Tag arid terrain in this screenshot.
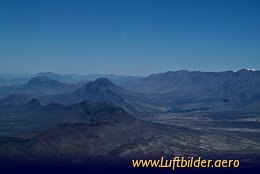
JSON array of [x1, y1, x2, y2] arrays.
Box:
[[0, 70, 260, 171]]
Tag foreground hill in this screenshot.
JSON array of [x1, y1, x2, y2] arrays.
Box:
[[0, 94, 31, 106], [0, 99, 129, 136], [0, 101, 259, 165]]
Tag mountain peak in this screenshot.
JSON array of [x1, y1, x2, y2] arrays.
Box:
[[36, 72, 63, 81], [93, 78, 114, 87]]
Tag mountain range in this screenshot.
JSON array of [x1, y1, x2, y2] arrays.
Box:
[[0, 72, 143, 88], [1, 69, 260, 113], [131, 69, 260, 111], [0, 69, 260, 169]]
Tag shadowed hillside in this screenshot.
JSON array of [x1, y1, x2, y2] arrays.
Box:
[[0, 101, 259, 165], [0, 99, 131, 136]]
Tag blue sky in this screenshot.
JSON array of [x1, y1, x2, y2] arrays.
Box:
[[0, 0, 260, 75]]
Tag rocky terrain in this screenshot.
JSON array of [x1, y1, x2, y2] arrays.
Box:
[[0, 70, 260, 170], [0, 102, 259, 166]]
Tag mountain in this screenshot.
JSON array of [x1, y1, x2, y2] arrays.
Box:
[[40, 78, 138, 114], [36, 72, 64, 82], [0, 77, 153, 115], [131, 69, 260, 111], [26, 76, 66, 89], [0, 100, 259, 165], [0, 72, 143, 89], [79, 74, 143, 88], [36, 72, 143, 87], [0, 99, 132, 136], [0, 76, 80, 97]]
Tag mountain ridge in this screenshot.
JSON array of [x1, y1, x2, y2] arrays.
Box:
[[131, 69, 260, 111]]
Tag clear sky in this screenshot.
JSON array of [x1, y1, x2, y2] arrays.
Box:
[[0, 0, 260, 75]]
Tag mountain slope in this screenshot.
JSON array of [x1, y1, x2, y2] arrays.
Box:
[[40, 78, 137, 113]]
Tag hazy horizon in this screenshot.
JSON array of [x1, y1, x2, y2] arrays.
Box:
[[0, 68, 259, 77]]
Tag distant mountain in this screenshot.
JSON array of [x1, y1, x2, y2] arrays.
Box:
[[26, 76, 66, 89], [0, 76, 80, 97], [36, 72, 64, 82], [0, 77, 154, 114], [40, 78, 137, 114], [81, 74, 143, 88], [132, 69, 260, 111], [36, 72, 144, 87], [2, 70, 260, 113], [0, 72, 143, 88]]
